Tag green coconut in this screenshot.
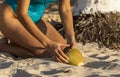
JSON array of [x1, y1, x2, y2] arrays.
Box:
[[64, 48, 84, 66]]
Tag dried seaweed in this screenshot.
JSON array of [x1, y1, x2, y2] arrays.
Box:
[[73, 12, 120, 50], [55, 12, 120, 50]]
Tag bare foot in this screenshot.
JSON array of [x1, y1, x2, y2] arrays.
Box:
[[0, 37, 8, 47]]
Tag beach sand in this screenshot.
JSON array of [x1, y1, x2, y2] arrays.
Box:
[[0, 1, 120, 77], [0, 42, 120, 77]]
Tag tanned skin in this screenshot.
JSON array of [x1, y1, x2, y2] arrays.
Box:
[[0, 0, 76, 63]]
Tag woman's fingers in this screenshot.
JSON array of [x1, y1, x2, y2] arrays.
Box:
[[47, 42, 70, 63], [60, 44, 70, 48], [54, 49, 69, 63], [55, 56, 62, 63], [58, 47, 69, 60]]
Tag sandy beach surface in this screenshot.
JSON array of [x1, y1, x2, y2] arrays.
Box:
[[0, 41, 120, 77], [0, 0, 120, 77]]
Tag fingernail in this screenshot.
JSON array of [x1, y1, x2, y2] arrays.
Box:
[[67, 57, 69, 60], [67, 44, 70, 46], [66, 60, 69, 63]]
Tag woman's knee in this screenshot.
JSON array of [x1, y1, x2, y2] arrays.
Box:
[[30, 49, 45, 56], [32, 50, 51, 58]]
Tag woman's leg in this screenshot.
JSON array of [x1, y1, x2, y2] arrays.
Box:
[[0, 38, 34, 58], [0, 3, 66, 58], [0, 31, 35, 58], [0, 3, 46, 57], [36, 18, 66, 44]]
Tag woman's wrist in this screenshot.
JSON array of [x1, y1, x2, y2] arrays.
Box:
[[66, 35, 76, 48], [41, 38, 51, 47]]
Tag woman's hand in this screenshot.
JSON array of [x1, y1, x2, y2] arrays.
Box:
[[67, 35, 77, 49], [46, 40, 70, 63]]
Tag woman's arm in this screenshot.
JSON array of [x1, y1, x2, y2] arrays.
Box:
[[59, 0, 76, 48], [16, 0, 69, 63], [16, 0, 50, 46]]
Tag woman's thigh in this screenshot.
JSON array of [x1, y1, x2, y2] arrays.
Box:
[[0, 3, 45, 54], [36, 18, 67, 44]]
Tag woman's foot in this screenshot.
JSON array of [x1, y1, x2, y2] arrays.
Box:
[[0, 37, 8, 46], [0, 37, 8, 52]]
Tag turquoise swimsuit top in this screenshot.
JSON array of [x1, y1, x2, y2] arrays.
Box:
[[5, 0, 58, 23]]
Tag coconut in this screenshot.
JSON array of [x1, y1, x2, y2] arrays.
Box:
[[64, 47, 84, 66]]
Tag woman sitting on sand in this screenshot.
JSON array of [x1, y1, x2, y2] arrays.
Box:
[[0, 0, 76, 63]]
